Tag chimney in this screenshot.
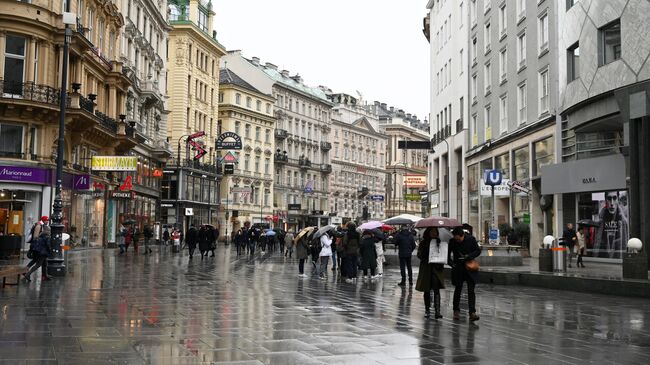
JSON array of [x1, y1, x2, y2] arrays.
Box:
[[281, 70, 290, 77], [291, 74, 303, 83], [380, 103, 387, 109], [251, 57, 260, 66], [265, 62, 277, 70], [374, 101, 380, 106], [406, 113, 412, 119], [389, 106, 394, 112]]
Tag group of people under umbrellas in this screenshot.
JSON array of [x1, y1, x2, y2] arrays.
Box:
[[183, 223, 219, 259], [232, 222, 287, 257], [291, 215, 482, 322]]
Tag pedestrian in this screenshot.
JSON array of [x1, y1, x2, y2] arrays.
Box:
[[234, 228, 245, 256], [449, 226, 481, 321], [416, 227, 446, 319], [394, 227, 416, 286], [198, 225, 211, 258], [278, 230, 286, 255], [124, 226, 134, 254], [284, 231, 294, 258], [374, 231, 385, 277], [210, 226, 219, 257], [563, 223, 577, 268], [132, 226, 140, 253], [309, 233, 321, 275], [162, 228, 170, 246], [318, 231, 333, 279], [118, 224, 128, 254], [143, 224, 154, 254], [23, 225, 52, 282], [342, 222, 360, 282], [186, 224, 199, 260], [296, 233, 310, 277], [576, 226, 586, 268], [26, 216, 48, 268], [172, 228, 181, 252], [359, 230, 378, 280], [249, 226, 258, 256]]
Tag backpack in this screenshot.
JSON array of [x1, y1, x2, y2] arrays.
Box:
[[309, 236, 322, 257], [26, 223, 37, 243]]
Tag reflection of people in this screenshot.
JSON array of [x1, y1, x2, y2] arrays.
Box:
[[595, 191, 629, 258]]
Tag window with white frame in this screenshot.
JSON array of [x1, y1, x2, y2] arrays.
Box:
[[484, 105, 491, 140], [499, 48, 507, 82], [484, 62, 491, 94], [499, 3, 507, 36], [3, 35, 26, 94], [518, 82, 527, 124], [459, 49, 464, 74], [539, 13, 549, 52], [539, 68, 549, 114], [568, 42, 580, 81], [198, 10, 208, 32], [471, 74, 477, 103], [499, 94, 508, 134], [471, 113, 478, 139], [517, 31, 527, 69], [517, 0, 526, 21], [471, 37, 477, 64], [484, 22, 491, 53]]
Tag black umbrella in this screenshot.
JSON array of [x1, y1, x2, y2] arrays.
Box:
[[577, 219, 599, 227]]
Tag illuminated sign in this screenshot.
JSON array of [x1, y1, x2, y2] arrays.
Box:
[[91, 156, 137, 171], [404, 174, 427, 187]]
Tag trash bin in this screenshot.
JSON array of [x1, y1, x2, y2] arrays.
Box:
[[552, 239, 567, 272], [539, 235, 555, 272]]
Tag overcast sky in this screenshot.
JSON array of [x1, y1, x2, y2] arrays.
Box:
[[214, 0, 430, 122]]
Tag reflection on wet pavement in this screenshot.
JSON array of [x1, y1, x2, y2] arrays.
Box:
[[1, 247, 649, 364]]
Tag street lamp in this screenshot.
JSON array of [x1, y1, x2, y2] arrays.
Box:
[[48, 12, 75, 276]]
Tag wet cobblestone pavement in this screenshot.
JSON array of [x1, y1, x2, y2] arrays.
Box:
[[1, 247, 650, 364]]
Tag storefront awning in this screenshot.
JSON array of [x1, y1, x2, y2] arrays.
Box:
[[541, 154, 626, 195]]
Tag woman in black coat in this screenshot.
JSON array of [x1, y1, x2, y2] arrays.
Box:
[[359, 231, 378, 279], [198, 226, 211, 258], [448, 227, 482, 321], [415, 227, 445, 319]]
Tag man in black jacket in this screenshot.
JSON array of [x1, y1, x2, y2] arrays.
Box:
[[143, 225, 154, 254], [562, 223, 577, 267], [394, 227, 416, 286], [185, 224, 199, 260], [449, 227, 482, 321]]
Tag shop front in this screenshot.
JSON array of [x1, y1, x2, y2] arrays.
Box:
[[0, 165, 52, 252], [60, 173, 106, 249], [542, 154, 628, 260]]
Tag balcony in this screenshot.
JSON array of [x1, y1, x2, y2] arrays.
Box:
[[275, 129, 288, 139], [275, 153, 288, 164], [320, 141, 332, 151], [94, 111, 118, 134], [1, 81, 61, 106], [298, 157, 311, 169], [320, 164, 332, 173]]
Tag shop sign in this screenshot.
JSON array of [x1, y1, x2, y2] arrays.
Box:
[[331, 217, 343, 224], [480, 179, 511, 196], [91, 156, 137, 171], [110, 191, 135, 199], [405, 194, 422, 201], [231, 186, 252, 194], [92, 190, 104, 198], [541, 154, 626, 195], [288, 203, 302, 210], [215, 132, 243, 150], [153, 169, 163, 177], [120, 176, 133, 191], [404, 174, 427, 187], [185, 208, 194, 216], [0, 165, 50, 184], [161, 203, 174, 208], [368, 195, 384, 201]]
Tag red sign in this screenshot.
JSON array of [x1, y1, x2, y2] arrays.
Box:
[[120, 175, 133, 191], [189, 131, 206, 139], [188, 131, 207, 160], [93, 182, 105, 191], [153, 169, 163, 177]]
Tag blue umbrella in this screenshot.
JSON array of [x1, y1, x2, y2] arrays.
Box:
[[265, 230, 276, 236]]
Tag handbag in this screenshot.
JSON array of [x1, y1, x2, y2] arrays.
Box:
[[428, 240, 448, 264], [26, 249, 34, 259], [465, 259, 480, 272]]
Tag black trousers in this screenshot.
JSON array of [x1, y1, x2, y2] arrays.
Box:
[[298, 258, 305, 274], [453, 279, 476, 314], [399, 257, 413, 282]]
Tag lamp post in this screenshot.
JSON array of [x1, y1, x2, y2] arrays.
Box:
[[48, 13, 74, 276], [175, 134, 190, 232]]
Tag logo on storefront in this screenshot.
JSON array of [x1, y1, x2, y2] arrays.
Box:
[[582, 177, 597, 184], [120, 176, 133, 191], [110, 191, 135, 199], [91, 156, 137, 171], [215, 132, 243, 150]]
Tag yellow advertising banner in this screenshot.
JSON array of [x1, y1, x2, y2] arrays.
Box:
[[404, 174, 427, 187], [91, 156, 137, 171]]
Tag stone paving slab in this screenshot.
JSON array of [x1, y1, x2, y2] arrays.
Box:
[[1, 248, 650, 364]]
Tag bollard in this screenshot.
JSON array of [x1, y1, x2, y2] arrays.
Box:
[[539, 235, 555, 272], [552, 238, 567, 272], [623, 238, 647, 280]]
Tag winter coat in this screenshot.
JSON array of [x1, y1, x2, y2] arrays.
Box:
[[449, 235, 481, 286], [284, 233, 294, 246], [31, 233, 52, 257], [342, 231, 360, 256], [295, 237, 310, 260], [144, 226, 153, 239], [198, 228, 211, 251], [319, 235, 333, 257], [562, 227, 577, 247], [394, 230, 416, 258], [186, 227, 199, 247], [415, 238, 445, 292], [359, 236, 378, 270]]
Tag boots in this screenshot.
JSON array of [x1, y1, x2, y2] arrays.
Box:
[[469, 313, 480, 322], [424, 292, 431, 319], [453, 310, 461, 320], [434, 291, 442, 319]]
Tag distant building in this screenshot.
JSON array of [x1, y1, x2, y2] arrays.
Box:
[[327, 93, 388, 224]]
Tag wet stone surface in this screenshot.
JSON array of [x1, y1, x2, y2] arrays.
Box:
[[1, 247, 650, 364]]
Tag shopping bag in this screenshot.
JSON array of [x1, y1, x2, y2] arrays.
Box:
[[428, 240, 448, 264]]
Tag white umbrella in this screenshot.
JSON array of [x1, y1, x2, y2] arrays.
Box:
[[359, 221, 383, 231], [382, 214, 422, 225]]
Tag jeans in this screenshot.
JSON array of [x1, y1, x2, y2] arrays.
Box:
[[331, 250, 337, 270], [453, 279, 476, 314], [399, 257, 413, 283], [26, 256, 47, 278], [319, 256, 330, 277], [299, 258, 306, 275]]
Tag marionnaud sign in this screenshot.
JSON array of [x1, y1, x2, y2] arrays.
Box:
[[0, 165, 50, 184], [215, 132, 242, 150]]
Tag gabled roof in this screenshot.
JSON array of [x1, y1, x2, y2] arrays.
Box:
[[219, 68, 264, 95], [352, 117, 379, 134]]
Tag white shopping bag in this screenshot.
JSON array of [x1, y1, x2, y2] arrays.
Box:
[[428, 240, 448, 264]]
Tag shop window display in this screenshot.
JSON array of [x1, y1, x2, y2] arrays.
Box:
[[578, 190, 629, 259]]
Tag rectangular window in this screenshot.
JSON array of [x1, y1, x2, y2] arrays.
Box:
[[471, 74, 477, 103], [0, 124, 24, 156], [470, 0, 477, 27], [518, 83, 527, 124], [245, 124, 250, 138], [499, 48, 507, 82], [517, 32, 527, 69], [484, 22, 491, 53], [255, 126, 261, 141], [499, 95, 508, 135], [513, 146, 530, 181], [198, 10, 208, 32], [566, 0, 576, 11], [601, 21, 621, 65], [516, 0, 526, 21], [568, 42, 580, 81], [499, 3, 507, 36], [459, 2, 464, 28], [484, 105, 491, 141], [256, 100, 261, 111], [471, 113, 478, 145], [539, 69, 549, 114], [459, 49, 464, 74], [98, 19, 105, 50], [484, 62, 491, 94], [539, 13, 549, 52], [534, 137, 554, 176], [3, 34, 26, 95], [235, 121, 240, 135], [471, 37, 477, 64]]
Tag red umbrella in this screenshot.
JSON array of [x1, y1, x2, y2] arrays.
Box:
[[414, 216, 462, 229], [381, 224, 393, 232]]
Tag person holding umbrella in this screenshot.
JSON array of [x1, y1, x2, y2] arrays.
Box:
[[341, 222, 361, 282], [185, 224, 199, 260], [449, 226, 481, 321], [416, 227, 446, 319], [295, 228, 313, 277]]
